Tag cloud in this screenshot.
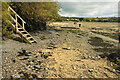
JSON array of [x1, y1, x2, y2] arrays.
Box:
[[59, 2, 118, 17], [58, 0, 119, 2]]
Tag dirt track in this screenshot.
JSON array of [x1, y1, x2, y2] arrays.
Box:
[[2, 22, 120, 78]]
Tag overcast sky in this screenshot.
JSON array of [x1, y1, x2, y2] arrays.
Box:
[[58, 0, 119, 17]]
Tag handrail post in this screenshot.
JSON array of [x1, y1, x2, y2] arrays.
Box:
[[8, 6, 9, 12], [15, 14, 18, 33], [22, 21, 25, 29]]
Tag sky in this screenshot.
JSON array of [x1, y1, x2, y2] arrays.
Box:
[[58, 0, 119, 17]]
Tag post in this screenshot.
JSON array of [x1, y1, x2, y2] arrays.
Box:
[[15, 14, 18, 33], [21, 34, 23, 43], [8, 7, 9, 12], [22, 21, 24, 29]]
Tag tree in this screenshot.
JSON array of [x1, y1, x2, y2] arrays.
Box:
[[2, 2, 13, 39], [10, 2, 61, 31]]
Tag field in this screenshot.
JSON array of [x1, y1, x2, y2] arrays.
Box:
[[2, 22, 120, 78]]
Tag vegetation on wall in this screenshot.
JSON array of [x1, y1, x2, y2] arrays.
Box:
[[2, 2, 13, 39], [10, 2, 61, 31]]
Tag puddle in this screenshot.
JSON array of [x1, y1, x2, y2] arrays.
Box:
[[88, 37, 118, 58], [88, 37, 120, 71], [88, 37, 114, 47], [91, 31, 118, 40]]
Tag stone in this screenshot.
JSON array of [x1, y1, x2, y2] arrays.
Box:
[[81, 56, 86, 59], [30, 62, 34, 65], [36, 53, 40, 56], [32, 74, 38, 78], [62, 47, 71, 50], [43, 72, 51, 77], [41, 54, 48, 59], [12, 60, 16, 63], [28, 56, 33, 59], [72, 65, 77, 70], [116, 70, 120, 73], [91, 57, 96, 60], [113, 69, 116, 72], [53, 45, 58, 48], [19, 73, 24, 77], [104, 73, 109, 77], [67, 47, 71, 50], [37, 75, 41, 78], [40, 36, 46, 40], [88, 69, 94, 72], [47, 47, 53, 49], [15, 74, 21, 78], [88, 56, 91, 58], [110, 62, 113, 66], [76, 35, 80, 37], [97, 56, 101, 59], [59, 68, 63, 72], [51, 67, 56, 72], [25, 66, 29, 70], [34, 65, 40, 69]]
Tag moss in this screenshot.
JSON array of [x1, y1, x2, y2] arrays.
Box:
[[2, 40, 5, 44], [23, 38, 31, 44]]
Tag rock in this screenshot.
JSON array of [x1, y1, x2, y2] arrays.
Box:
[[22, 49, 26, 54], [36, 53, 40, 56], [104, 73, 109, 77], [104, 67, 115, 73], [37, 75, 41, 78], [97, 56, 101, 59], [18, 50, 31, 56], [62, 47, 71, 50], [38, 51, 43, 54], [41, 54, 48, 59], [88, 69, 94, 72], [50, 42, 56, 45], [76, 59, 84, 62], [70, 59, 73, 61], [88, 56, 91, 59], [113, 69, 116, 72], [47, 47, 53, 49], [23, 73, 29, 78], [91, 57, 96, 60], [30, 61, 34, 65], [12, 60, 16, 63], [19, 73, 24, 77], [37, 61, 42, 65], [60, 64, 63, 66], [67, 47, 71, 50], [72, 65, 77, 70], [43, 72, 51, 77], [59, 68, 63, 72], [110, 62, 113, 66], [15, 74, 21, 78], [25, 66, 29, 70], [81, 56, 86, 59], [32, 74, 38, 78], [40, 36, 46, 40], [50, 67, 56, 72], [49, 45, 58, 48], [28, 56, 33, 59], [76, 35, 82, 38], [34, 65, 40, 69], [58, 74, 62, 77], [116, 70, 120, 73], [80, 64, 87, 69]]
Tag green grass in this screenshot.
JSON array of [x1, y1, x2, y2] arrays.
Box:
[[23, 38, 31, 44], [69, 30, 85, 36]]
